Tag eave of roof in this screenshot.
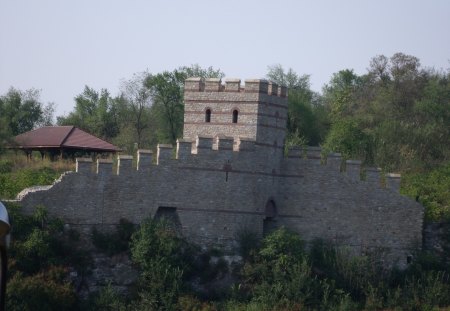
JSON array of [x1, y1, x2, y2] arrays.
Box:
[[62, 127, 120, 151], [13, 126, 120, 152], [14, 126, 74, 147]]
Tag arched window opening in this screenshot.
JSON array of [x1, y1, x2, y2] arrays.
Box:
[[205, 109, 211, 123], [232, 110, 238, 123]]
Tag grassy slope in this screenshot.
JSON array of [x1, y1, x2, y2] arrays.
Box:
[[0, 152, 75, 200]]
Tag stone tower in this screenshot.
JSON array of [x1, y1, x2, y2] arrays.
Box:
[[183, 78, 288, 152]]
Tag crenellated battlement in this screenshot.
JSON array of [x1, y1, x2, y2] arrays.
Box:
[[74, 142, 402, 195], [176, 139, 193, 160], [195, 136, 214, 150], [156, 144, 173, 165], [285, 145, 402, 193], [236, 137, 256, 152], [72, 135, 259, 177], [76, 158, 93, 174], [185, 77, 287, 97], [216, 135, 234, 151], [385, 173, 401, 192], [117, 155, 133, 175], [137, 149, 153, 171], [366, 167, 382, 185], [306, 146, 322, 161], [327, 152, 342, 171], [97, 159, 113, 176]]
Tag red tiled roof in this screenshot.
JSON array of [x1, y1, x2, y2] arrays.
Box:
[[15, 126, 74, 147], [14, 126, 120, 152]]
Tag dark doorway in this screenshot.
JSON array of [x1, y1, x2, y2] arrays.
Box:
[[154, 206, 182, 234], [263, 199, 277, 236]]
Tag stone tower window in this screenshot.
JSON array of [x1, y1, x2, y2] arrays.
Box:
[[205, 109, 211, 123], [232, 110, 238, 123]]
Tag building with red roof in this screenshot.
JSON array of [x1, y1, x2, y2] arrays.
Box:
[[12, 126, 120, 159]]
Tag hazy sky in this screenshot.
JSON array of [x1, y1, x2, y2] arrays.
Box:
[[1, 0, 449, 117]]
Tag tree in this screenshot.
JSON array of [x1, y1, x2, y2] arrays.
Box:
[[0, 87, 54, 152], [57, 86, 119, 141], [323, 118, 372, 162], [0, 117, 12, 154], [0, 88, 52, 135], [39, 102, 56, 127], [323, 69, 362, 120], [119, 72, 153, 149], [402, 163, 450, 222], [144, 71, 185, 144], [411, 71, 450, 165], [321, 53, 450, 171], [178, 64, 225, 80], [368, 54, 390, 83], [267, 64, 311, 90], [321, 70, 375, 162], [144, 65, 224, 144], [267, 64, 328, 146]]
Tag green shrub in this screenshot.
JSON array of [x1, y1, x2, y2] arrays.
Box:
[[322, 118, 373, 164], [309, 239, 388, 300], [130, 218, 196, 310], [131, 218, 194, 273], [6, 267, 77, 311], [12, 228, 54, 274], [309, 239, 450, 310], [5, 203, 92, 310], [0, 158, 13, 173], [402, 162, 450, 222], [238, 228, 357, 310], [4, 202, 37, 240], [136, 259, 183, 311], [236, 227, 259, 260], [83, 282, 128, 311], [388, 271, 450, 310], [8, 205, 68, 274], [6, 203, 91, 276], [258, 226, 305, 263], [177, 295, 217, 311]]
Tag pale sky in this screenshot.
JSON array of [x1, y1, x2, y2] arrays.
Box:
[[1, 0, 449, 118]]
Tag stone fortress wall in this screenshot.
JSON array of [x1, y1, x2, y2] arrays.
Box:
[[17, 78, 423, 267]]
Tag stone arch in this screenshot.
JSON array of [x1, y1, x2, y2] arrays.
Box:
[[154, 206, 182, 234], [263, 199, 278, 236]]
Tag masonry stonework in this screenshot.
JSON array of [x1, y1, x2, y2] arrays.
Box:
[[17, 78, 423, 268]]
